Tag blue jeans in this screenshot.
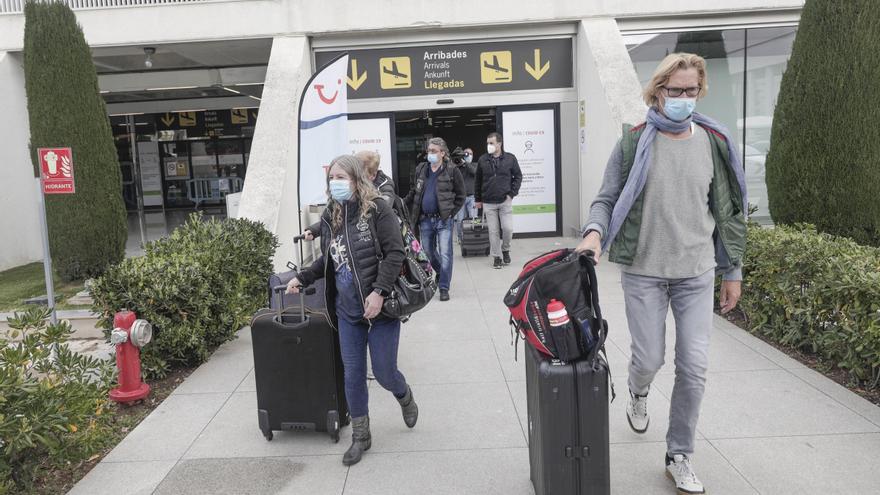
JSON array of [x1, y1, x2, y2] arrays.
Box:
[[337, 317, 408, 418], [454, 195, 478, 241], [419, 216, 454, 291]]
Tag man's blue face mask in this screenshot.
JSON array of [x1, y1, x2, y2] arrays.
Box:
[[663, 97, 697, 121]]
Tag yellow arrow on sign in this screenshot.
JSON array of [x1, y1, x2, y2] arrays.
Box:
[[160, 112, 175, 126], [347, 59, 367, 90], [524, 49, 550, 81]]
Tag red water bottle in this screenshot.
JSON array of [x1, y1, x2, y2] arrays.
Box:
[[547, 299, 569, 327]]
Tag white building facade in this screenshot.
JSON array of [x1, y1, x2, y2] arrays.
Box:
[[0, 0, 803, 270]]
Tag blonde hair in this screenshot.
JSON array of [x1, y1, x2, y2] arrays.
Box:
[[642, 52, 708, 108], [326, 154, 379, 232], [355, 150, 381, 178]]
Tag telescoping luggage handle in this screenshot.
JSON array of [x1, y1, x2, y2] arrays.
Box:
[[270, 233, 315, 322]]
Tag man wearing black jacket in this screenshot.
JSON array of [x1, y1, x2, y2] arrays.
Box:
[[404, 137, 465, 301], [453, 147, 479, 243], [475, 132, 522, 269]]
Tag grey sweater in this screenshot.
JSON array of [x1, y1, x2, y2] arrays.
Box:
[[585, 126, 743, 281]]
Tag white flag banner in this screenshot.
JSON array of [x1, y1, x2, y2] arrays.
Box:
[[298, 53, 350, 207]]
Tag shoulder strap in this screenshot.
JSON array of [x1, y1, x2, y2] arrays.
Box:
[[366, 200, 383, 261]]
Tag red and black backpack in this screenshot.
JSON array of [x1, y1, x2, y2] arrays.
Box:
[[503, 249, 608, 364]]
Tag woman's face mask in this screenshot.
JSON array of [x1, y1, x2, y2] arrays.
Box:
[[427, 153, 440, 164], [329, 179, 352, 201]]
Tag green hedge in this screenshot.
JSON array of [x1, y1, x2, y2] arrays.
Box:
[[740, 223, 880, 385], [1, 307, 115, 493], [765, 0, 880, 246], [90, 214, 278, 379], [23, 1, 128, 281]]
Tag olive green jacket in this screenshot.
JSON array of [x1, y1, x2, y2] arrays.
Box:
[[584, 123, 747, 281]]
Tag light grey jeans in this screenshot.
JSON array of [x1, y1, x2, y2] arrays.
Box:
[[621, 268, 715, 457], [483, 198, 513, 258]]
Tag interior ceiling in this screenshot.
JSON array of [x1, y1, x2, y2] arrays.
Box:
[[95, 38, 270, 105], [102, 84, 263, 104], [92, 38, 272, 74]]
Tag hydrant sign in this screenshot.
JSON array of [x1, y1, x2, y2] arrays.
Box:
[[38, 147, 75, 194]]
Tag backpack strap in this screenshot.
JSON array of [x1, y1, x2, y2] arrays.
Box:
[[365, 200, 384, 261]]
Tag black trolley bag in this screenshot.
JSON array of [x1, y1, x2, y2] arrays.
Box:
[[250, 235, 349, 442], [460, 209, 490, 257], [522, 253, 614, 495]]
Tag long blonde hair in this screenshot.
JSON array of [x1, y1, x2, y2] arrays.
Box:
[[326, 154, 379, 232], [642, 52, 708, 108]]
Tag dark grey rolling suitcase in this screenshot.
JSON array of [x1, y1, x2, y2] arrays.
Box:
[[461, 216, 490, 257], [250, 236, 348, 442], [525, 344, 611, 495]]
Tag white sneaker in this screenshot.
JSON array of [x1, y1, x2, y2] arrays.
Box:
[[665, 454, 705, 494], [626, 391, 649, 433]]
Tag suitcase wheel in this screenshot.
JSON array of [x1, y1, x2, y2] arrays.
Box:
[[262, 429, 273, 441], [327, 410, 341, 443]]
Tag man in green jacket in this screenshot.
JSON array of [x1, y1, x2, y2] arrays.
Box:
[[577, 53, 747, 495]]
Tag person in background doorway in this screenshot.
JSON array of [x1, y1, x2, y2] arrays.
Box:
[[453, 147, 479, 243], [475, 132, 522, 269], [404, 137, 465, 301], [576, 52, 747, 495], [287, 155, 418, 467]]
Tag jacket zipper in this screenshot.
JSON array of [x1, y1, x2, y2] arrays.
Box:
[[318, 215, 337, 331], [343, 206, 371, 328], [572, 360, 581, 492]]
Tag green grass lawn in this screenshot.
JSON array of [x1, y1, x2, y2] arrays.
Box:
[[0, 262, 88, 312]]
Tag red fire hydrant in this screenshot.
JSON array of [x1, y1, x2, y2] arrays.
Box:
[[109, 310, 152, 403]]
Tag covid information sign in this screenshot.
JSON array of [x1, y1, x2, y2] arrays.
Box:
[[500, 106, 560, 236]]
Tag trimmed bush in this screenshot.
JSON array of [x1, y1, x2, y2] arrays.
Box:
[[740, 223, 880, 385], [23, 1, 128, 281], [0, 307, 116, 492], [90, 214, 278, 379], [765, 0, 880, 246]]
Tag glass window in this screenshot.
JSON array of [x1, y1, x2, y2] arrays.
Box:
[[744, 26, 797, 222], [625, 29, 746, 152], [624, 26, 796, 224]]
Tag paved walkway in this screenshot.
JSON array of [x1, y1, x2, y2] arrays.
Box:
[[69, 237, 880, 495]]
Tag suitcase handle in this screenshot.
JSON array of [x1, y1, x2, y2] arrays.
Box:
[[272, 284, 316, 322]]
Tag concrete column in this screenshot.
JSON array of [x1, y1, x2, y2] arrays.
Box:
[[0, 51, 41, 271], [237, 35, 311, 272], [576, 18, 646, 231]]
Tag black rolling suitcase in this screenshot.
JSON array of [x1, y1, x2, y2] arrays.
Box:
[[461, 212, 490, 257], [250, 236, 348, 442], [525, 344, 611, 495]]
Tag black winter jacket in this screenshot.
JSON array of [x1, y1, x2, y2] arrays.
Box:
[[298, 198, 405, 327], [457, 160, 478, 196], [404, 160, 465, 225], [475, 151, 523, 204]]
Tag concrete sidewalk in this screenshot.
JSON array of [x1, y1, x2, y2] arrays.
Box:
[[69, 237, 880, 495]]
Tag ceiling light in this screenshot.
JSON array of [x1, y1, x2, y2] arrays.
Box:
[[145, 86, 199, 91], [143, 47, 155, 69]]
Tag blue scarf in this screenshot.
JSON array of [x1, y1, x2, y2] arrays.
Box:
[[602, 107, 748, 252]]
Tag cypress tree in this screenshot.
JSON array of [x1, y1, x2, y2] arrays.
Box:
[[23, 0, 128, 281], [765, 0, 880, 245]]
